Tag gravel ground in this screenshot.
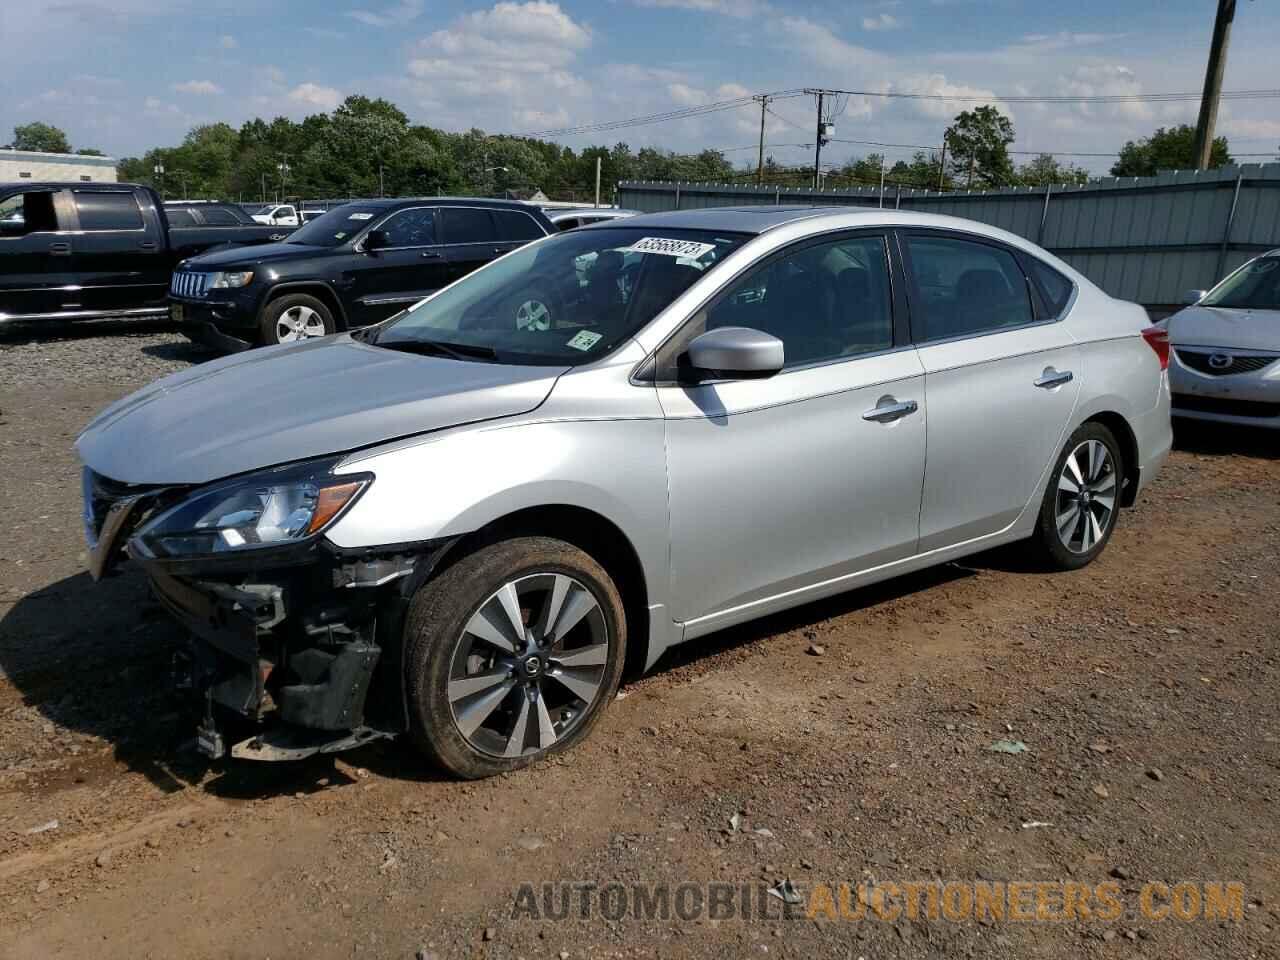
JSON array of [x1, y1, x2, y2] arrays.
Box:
[[0, 323, 1278, 959]]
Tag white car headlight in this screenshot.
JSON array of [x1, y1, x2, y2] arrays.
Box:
[[132, 460, 370, 559], [209, 270, 255, 289]]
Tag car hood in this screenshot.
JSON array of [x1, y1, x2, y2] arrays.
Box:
[[182, 241, 330, 269], [1166, 305, 1280, 352], [77, 335, 567, 485]]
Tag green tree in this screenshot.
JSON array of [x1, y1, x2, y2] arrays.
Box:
[[1018, 153, 1090, 187], [13, 121, 72, 153], [1110, 124, 1231, 177], [944, 105, 1016, 188], [76, 147, 106, 156]]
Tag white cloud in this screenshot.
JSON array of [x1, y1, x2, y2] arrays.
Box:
[[862, 13, 900, 31], [348, 0, 424, 27], [406, 2, 591, 129], [631, 0, 765, 18], [288, 82, 344, 110], [172, 79, 223, 95], [218, 34, 237, 49]]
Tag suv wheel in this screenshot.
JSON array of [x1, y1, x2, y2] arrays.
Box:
[[1029, 422, 1123, 570], [260, 293, 335, 345], [404, 537, 626, 779]]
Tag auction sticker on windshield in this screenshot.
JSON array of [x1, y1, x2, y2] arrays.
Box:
[[566, 329, 603, 351], [629, 237, 717, 259], [349, 212, 374, 220]]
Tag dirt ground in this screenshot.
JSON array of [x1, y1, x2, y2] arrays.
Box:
[[1, 320, 1277, 960]]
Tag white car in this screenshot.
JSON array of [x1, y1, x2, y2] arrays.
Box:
[[251, 203, 299, 227], [1167, 250, 1280, 428]]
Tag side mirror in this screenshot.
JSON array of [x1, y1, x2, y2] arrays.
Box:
[[1182, 289, 1207, 305], [686, 326, 784, 380], [364, 229, 388, 252]]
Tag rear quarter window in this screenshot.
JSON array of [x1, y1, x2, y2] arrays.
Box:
[[1026, 258, 1074, 317]]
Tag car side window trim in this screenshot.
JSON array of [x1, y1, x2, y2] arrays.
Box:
[[894, 227, 1058, 348], [1017, 250, 1079, 322], [645, 228, 906, 386]]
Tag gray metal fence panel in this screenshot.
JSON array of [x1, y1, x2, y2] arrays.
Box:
[[619, 162, 1280, 306]]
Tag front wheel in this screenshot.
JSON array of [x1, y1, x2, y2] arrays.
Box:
[[259, 293, 335, 346], [1028, 422, 1124, 570], [403, 537, 626, 778]]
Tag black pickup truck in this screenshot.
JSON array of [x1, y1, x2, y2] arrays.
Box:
[[0, 182, 294, 325]]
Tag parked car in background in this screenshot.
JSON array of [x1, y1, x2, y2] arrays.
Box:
[[165, 200, 292, 233], [169, 197, 554, 348], [0, 182, 296, 325], [251, 203, 299, 227], [79, 206, 1170, 777], [1165, 250, 1280, 428], [545, 207, 639, 231]]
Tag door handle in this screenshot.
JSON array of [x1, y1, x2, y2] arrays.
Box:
[[492, 246, 507, 255], [420, 250, 441, 259], [138, 240, 158, 250], [862, 397, 919, 423], [48, 241, 71, 256], [1034, 368, 1074, 389]]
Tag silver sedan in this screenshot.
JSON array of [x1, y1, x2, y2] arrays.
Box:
[[1167, 250, 1280, 429], [77, 206, 1172, 777]]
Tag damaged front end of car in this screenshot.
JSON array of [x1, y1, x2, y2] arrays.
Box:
[[83, 458, 444, 761]]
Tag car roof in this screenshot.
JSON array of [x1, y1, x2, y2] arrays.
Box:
[[603, 205, 1044, 239], [549, 207, 638, 219], [329, 196, 546, 211], [1, 181, 142, 192]]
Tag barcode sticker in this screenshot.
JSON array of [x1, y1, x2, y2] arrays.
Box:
[[566, 329, 603, 351], [628, 237, 716, 259]]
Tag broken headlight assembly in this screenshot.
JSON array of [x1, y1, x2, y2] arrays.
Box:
[[130, 459, 371, 559]]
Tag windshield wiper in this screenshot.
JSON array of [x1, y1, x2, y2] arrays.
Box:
[[374, 339, 498, 362]]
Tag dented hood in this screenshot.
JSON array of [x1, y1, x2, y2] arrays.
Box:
[[76, 334, 566, 485]]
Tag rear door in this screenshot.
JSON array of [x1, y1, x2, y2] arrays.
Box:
[[492, 208, 547, 255], [69, 188, 168, 313], [900, 230, 1080, 551], [440, 206, 501, 284], [346, 205, 447, 327], [0, 187, 77, 319]]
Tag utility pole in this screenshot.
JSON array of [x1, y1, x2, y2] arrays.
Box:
[[812, 90, 825, 189], [937, 141, 947, 191], [594, 156, 602, 208], [753, 94, 771, 185], [878, 155, 885, 208], [1193, 0, 1238, 170]]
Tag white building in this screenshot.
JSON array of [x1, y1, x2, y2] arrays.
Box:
[[0, 149, 117, 183]]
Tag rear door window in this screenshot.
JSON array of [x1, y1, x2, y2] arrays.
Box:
[[165, 207, 198, 227], [200, 206, 241, 226], [441, 207, 497, 245], [903, 235, 1034, 342], [74, 192, 145, 231], [493, 209, 545, 241]]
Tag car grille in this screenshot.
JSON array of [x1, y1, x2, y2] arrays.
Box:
[[1171, 394, 1280, 419], [1176, 349, 1278, 376], [170, 271, 211, 299]]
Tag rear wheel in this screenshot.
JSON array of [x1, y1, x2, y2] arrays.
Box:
[[1029, 422, 1123, 570], [403, 537, 626, 779], [259, 293, 335, 346]]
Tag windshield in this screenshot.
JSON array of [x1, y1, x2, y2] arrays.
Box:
[[1202, 256, 1280, 310], [286, 204, 382, 247], [371, 227, 748, 365], [251, 205, 276, 216]]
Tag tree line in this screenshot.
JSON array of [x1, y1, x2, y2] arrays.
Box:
[[8, 95, 1256, 201]]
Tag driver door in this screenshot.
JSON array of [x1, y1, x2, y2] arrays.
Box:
[[657, 231, 926, 635], [346, 206, 446, 327]]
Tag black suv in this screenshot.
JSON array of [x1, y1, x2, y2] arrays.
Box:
[[169, 198, 554, 349]]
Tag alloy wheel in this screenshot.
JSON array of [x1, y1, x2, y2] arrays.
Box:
[[514, 299, 552, 331], [447, 573, 610, 759], [275, 305, 326, 342], [1054, 439, 1117, 554]]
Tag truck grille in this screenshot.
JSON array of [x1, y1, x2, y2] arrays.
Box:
[[170, 271, 211, 299], [1176, 349, 1278, 377]]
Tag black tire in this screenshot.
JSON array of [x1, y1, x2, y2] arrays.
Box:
[[258, 292, 335, 346], [403, 536, 626, 779], [1028, 422, 1124, 571]]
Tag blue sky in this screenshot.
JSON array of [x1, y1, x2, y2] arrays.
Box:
[[3, 0, 1279, 174]]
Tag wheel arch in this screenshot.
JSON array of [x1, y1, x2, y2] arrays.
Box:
[[1081, 410, 1141, 507], [420, 504, 651, 679], [263, 282, 349, 330]]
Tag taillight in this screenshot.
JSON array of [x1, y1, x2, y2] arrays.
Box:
[[1141, 325, 1170, 371]]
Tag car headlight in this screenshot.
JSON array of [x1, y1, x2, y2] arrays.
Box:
[[209, 270, 255, 289], [131, 460, 370, 559]]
